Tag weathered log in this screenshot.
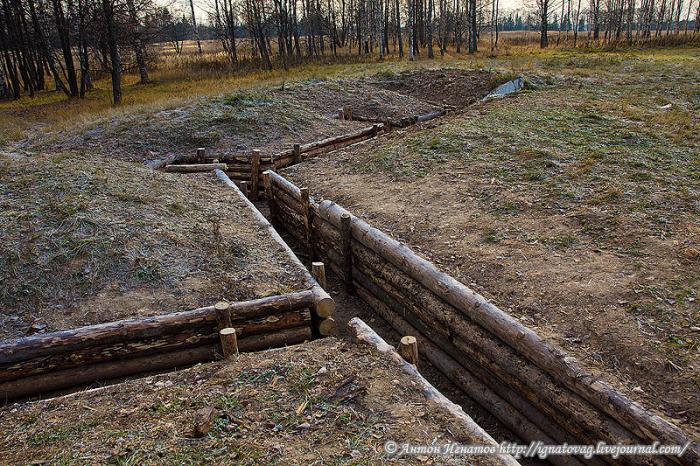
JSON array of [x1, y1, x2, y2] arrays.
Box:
[[215, 301, 232, 330], [398, 336, 418, 366], [353, 288, 584, 466], [318, 317, 336, 336], [0, 309, 311, 382], [0, 326, 313, 401], [311, 262, 326, 289], [164, 163, 228, 173], [193, 406, 219, 437], [340, 213, 354, 293], [313, 197, 698, 464], [216, 170, 334, 318], [263, 172, 279, 227], [348, 317, 520, 466], [0, 290, 317, 365], [415, 110, 446, 123], [350, 251, 643, 463], [249, 150, 261, 201], [300, 187, 315, 261], [219, 328, 238, 358], [293, 144, 302, 164]]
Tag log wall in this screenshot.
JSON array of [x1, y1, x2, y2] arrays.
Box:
[[265, 170, 700, 466], [0, 291, 322, 401]]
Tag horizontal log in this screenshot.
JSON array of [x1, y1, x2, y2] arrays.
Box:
[[215, 170, 334, 318], [0, 290, 317, 365], [164, 163, 228, 173], [416, 110, 446, 123], [348, 317, 520, 466], [352, 288, 580, 466], [311, 197, 698, 464], [350, 248, 643, 464], [0, 325, 313, 401]]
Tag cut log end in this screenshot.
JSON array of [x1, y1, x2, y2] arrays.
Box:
[[399, 335, 419, 366], [318, 317, 336, 336], [219, 327, 238, 358]]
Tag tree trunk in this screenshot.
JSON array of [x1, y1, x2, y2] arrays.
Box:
[[102, 0, 122, 105]]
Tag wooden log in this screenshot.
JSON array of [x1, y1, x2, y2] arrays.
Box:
[[219, 328, 238, 357], [318, 317, 336, 336], [0, 309, 312, 382], [263, 172, 279, 227], [300, 187, 315, 261], [350, 252, 642, 462], [352, 289, 579, 466], [217, 170, 334, 318], [340, 213, 354, 294], [348, 317, 520, 466], [293, 144, 302, 164], [313, 198, 698, 464], [240, 181, 249, 198], [337, 108, 345, 120], [311, 262, 326, 289], [197, 147, 206, 162], [343, 105, 353, 120], [164, 163, 228, 173], [398, 336, 418, 366], [0, 290, 317, 365], [215, 301, 232, 330], [415, 110, 446, 123], [249, 150, 261, 201], [0, 326, 313, 401]]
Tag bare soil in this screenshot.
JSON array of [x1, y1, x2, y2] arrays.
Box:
[[0, 152, 308, 339], [281, 51, 700, 437], [20, 70, 496, 165], [0, 337, 502, 465]]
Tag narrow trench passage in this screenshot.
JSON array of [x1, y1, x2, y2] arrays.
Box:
[[256, 200, 534, 456]]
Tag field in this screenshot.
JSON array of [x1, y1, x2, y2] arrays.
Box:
[[1, 42, 699, 461], [283, 47, 700, 434]]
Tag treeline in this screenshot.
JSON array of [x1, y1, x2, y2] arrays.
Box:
[[1, 0, 698, 102]]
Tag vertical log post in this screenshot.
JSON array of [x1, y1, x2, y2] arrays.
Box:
[[300, 187, 315, 262], [293, 144, 302, 164], [399, 336, 419, 366], [219, 328, 238, 358], [338, 108, 345, 120], [240, 181, 249, 198], [372, 124, 380, 137], [311, 262, 327, 289], [197, 147, 205, 163], [343, 105, 353, 120], [250, 150, 261, 201], [340, 213, 355, 294], [263, 171, 278, 227], [214, 301, 232, 329]]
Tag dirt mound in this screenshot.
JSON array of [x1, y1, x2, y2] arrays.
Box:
[[0, 337, 501, 465], [371, 69, 498, 108], [0, 152, 307, 339]]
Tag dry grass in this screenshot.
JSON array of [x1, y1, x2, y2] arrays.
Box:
[[0, 152, 307, 339], [0, 337, 501, 465], [282, 47, 700, 433]]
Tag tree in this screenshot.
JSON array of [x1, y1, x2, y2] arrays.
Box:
[[102, 0, 121, 105], [535, 0, 549, 47]]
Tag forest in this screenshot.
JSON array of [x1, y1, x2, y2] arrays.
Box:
[[1, 0, 698, 102]]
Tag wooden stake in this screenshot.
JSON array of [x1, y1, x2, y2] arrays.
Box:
[[197, 147, 205, 162], [240, 181, 249, 198], [263, 171, 278, 226], [293, 144, 302, 164], [337, 108, 345, 120], [214, 301, 231, 330], [340, 212, 355, 293], [372, 124, 380, 137], [300, 187, 314, 261], [399, 335, 418, 366], [250, 150, 261, 201], [343, 105, 353, 120], [219, 328, 238, 358], [311, 262, 326, 289], [318, 317, 336, 336]]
